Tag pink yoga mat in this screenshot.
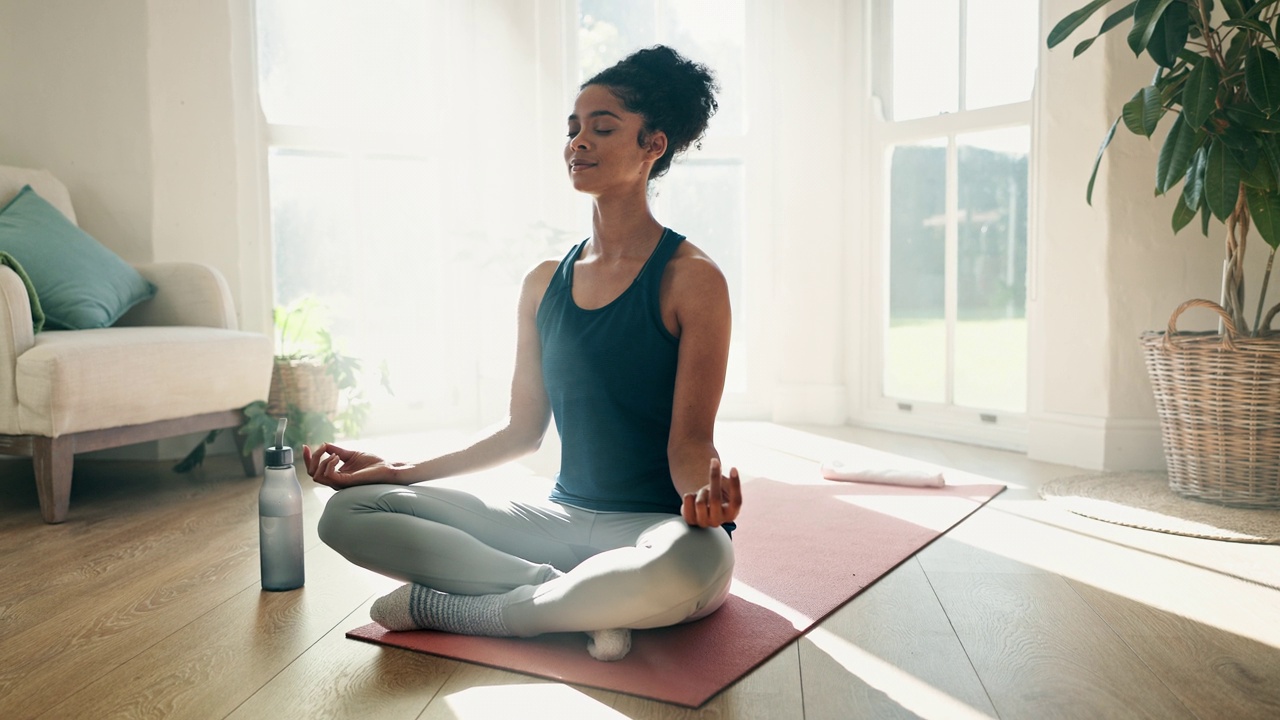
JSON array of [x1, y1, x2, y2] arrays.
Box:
[[347, 477, 1005, 707]]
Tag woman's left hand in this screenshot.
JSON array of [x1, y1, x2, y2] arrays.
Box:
[[682, 458, 743, 528]]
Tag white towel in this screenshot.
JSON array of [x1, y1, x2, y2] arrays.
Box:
[[820, 460, 945, 488]]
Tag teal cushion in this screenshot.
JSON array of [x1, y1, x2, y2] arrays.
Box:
[[0, 185, 155, 330]]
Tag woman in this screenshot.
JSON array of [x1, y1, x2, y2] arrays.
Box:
[[306, 45, 741, 662]]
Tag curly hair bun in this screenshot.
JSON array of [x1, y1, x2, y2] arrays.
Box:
[[583, 45, 719, 180]]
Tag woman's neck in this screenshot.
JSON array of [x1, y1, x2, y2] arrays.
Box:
[[588, 191, 663, 261]]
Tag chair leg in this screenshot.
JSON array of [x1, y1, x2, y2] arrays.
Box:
[[33, 436, 74, 524], [232, 427, 263, 478]]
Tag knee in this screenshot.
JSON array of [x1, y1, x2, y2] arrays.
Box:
[[645, 524, 735, 598], [316, 485, 385, 551]]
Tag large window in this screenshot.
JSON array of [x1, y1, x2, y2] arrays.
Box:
[[868, 0, 1037, 446]]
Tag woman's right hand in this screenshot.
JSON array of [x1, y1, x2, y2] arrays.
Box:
[[303, 443, 398, 489]]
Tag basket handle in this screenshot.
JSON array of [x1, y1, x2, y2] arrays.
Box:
[[1164, 298, 1238, 352]]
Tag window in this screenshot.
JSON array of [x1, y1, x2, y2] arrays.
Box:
[[866, 0, 1037, 446]]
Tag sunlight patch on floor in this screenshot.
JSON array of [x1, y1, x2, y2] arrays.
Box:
[[835, 494, 989, 533], [442, 683, 624, 719], [805, 626, 997, 720], [944, 499, 1280, 650]]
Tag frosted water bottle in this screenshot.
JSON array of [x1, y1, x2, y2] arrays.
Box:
[[259, 418, 304, 591]]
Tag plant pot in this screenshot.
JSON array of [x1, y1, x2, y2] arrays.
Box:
[[1140, 299, 1280, 509], [267, 358, 339, 418]]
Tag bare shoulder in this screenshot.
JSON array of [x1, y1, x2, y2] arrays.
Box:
[[665, 239, 729, 299], [518, 258, 561, 314]]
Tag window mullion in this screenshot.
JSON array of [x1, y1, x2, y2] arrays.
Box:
[[944, 134, 959, 406], [958, 0, 968, 112]]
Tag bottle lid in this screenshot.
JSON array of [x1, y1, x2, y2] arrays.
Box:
[[265, 444, 293, 468], [265, 417, 293, 467]]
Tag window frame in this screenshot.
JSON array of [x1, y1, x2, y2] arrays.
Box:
[[855, 0, 1036, 451]]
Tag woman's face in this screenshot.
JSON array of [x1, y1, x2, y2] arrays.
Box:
[[564, 84, 666, 197]]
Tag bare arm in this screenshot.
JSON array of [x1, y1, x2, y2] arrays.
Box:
[[663, 251, 743, 527], [306, 261, 557, 488]]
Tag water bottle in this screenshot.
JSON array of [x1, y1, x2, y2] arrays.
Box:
[[259, 417, 304, 591]]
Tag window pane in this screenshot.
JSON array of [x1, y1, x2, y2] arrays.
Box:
[[660, 160, 747, 391], [886, 140, 947, 403], [955, 128, 1028, 412], [579, 0, 745, 135], [891, 0, 959, 120], [965, 0, 1038, 110], [256, 0, 445, 131]]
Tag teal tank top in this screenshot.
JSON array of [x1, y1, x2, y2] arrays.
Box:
[[537, 229, 684, 513]]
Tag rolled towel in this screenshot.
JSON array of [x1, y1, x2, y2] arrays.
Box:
[[820, 460, 945, 488]]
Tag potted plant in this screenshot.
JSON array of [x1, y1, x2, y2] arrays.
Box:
[[1050, 0, 1280, 507], [175, 297, 387, 471]]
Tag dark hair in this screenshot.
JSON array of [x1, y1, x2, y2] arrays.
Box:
[[582, 45, 719, 180]]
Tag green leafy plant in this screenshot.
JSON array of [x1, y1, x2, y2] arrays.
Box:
[[174, 297, 389, 472], [1049, 0, 1280, 335]]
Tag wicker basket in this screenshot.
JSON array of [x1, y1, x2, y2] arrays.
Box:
[[266, 358, 339, 418], [1140, 298, 1280, 508]]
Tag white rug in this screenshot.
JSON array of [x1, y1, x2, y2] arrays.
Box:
[[1040, 472, 1280, 544]]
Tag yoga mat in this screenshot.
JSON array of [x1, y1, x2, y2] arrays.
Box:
[[347, 476, 1005, 707]]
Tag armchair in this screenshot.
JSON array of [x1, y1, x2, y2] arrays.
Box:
[[0, 166, 272, 523]]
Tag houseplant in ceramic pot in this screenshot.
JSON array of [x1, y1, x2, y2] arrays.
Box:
[[1049, 0, 1280, 507]]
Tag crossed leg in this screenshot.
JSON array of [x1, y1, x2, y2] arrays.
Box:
[[317, 483, 734, 649]]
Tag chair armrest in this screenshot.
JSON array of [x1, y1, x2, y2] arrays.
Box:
[[117, 262, 240, 330], [0, 265, 35, 432]]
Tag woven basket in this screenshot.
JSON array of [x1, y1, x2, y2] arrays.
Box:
[[267, 358, 339, 418], [1140, 298, 1280, 508]]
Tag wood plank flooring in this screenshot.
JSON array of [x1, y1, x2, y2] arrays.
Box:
[[2, 422, 1278, 719]]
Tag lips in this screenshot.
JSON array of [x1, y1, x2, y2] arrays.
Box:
[[570, 159, 596, 171]]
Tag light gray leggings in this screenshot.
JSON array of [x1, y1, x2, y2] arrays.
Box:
[[317, 483, 735, 637]]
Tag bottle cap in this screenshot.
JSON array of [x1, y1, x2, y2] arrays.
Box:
[[265, 417, 293, 467], [265, 444, 293, 468]]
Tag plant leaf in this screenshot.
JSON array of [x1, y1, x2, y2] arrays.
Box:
[[1248, 187, 1280, 249], [1225, 104, 1280, 132], [1201, 190, 1212, 235], [1205, 140, 1244, 221], [1088, 116, 1122, 204], [1123, 85, 1165, 136], [1128, 0, 1177, 56], [1173, 193, 1198, 233], [1181, 58, 1220, 128], [1222, 0, 1248, 18], [1049, 0, 1118, 48], [1247, 46, 1280, 116], [1224, 18, 1278, 45], [1245, 0, 1280, 19], [1148, 0, 1190, 68], [1183, 144, 1208, 208], [1072, 2, 1139, 57], [1156, 114, 1197, 193]]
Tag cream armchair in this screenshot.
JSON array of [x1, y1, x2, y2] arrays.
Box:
[[0, 166, 272, 523]]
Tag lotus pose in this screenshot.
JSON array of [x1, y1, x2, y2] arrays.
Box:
[[306, 45, 740, 661]]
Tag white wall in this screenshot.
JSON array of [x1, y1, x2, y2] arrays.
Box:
[[1028, 0, 1225, 469], [0, 0, 155, 263]]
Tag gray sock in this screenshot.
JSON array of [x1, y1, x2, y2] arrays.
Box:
[[370, 583, 510, 636]]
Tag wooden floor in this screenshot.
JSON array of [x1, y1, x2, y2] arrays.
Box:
[[2, 422, 1278, 719]]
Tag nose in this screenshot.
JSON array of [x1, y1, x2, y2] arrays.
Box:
[[568, 130, 588, 151]]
